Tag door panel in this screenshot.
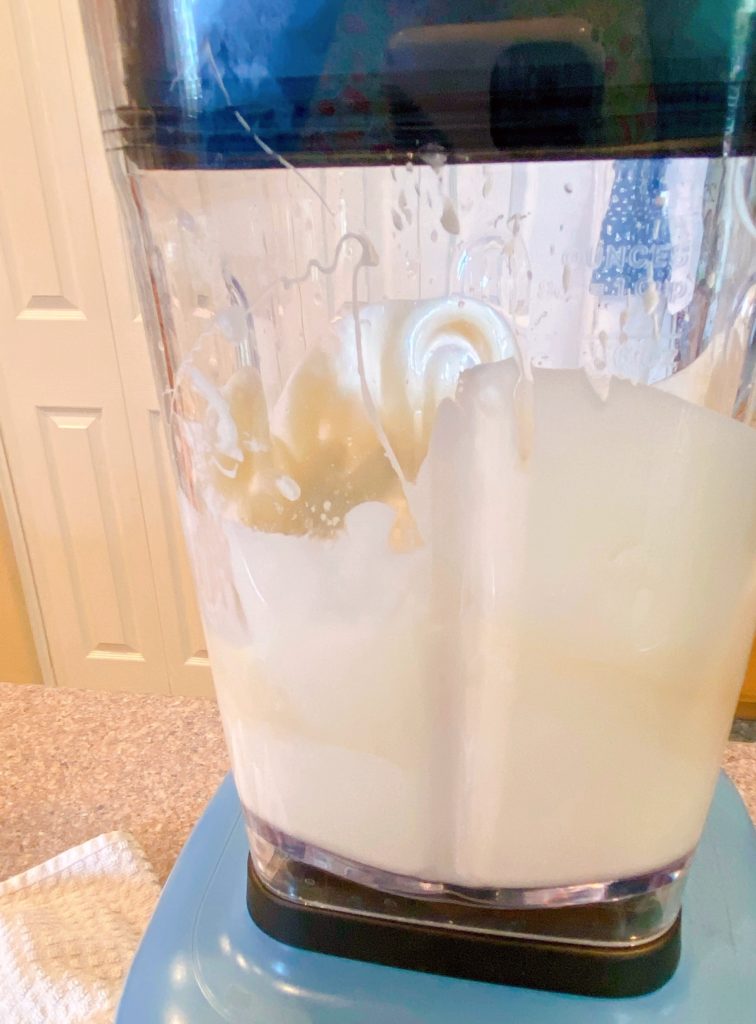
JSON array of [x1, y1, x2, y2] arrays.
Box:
[[143, 407, 211, 696], [0, 0, 211, 695], [60, 0, 212, 696]]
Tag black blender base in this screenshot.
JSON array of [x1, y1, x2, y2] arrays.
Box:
[[246, 856, 681, 998]]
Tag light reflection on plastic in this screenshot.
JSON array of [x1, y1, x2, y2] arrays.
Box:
[[165, 1009, 187, 1024], [170, 957, 188, 985], [271, 958, 289, 977], [276, 980, 305, 997], [169, 0, 200, 108], [219, 933, 232, 954]]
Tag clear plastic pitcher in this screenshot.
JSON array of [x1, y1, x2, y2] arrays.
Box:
[[82, 0, 756, 956]]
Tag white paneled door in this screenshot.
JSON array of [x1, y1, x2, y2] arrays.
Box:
[[0, 0, 211, 695]]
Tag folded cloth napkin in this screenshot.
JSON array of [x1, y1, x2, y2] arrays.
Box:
[[0, 832, 160, 1024]]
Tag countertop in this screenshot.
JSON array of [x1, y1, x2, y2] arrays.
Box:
[[1, 680, 754, 884]]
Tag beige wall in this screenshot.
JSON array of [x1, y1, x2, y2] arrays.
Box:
[[738, 636, 756, 720], [0, 496, 40, 684]]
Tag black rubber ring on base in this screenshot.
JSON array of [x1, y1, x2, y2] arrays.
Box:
[[246, 856, 681, 998]]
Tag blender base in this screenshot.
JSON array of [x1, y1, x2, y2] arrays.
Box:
[[115, 771, 756, 1023], [246, 855, 681, 998]]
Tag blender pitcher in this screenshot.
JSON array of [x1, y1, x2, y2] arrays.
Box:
[[81, 0, 756, 996]]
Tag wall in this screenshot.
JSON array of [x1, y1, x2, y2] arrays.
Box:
[[738, 637, 756, 720], [0, 495, 40, 684]]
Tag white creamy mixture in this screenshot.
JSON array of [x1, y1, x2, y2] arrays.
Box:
[[179, 298, 756, 889]]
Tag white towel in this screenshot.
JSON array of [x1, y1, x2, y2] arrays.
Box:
[[0, 832, 160, 1024]]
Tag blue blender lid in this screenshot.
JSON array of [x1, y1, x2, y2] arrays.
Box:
[[87, 0, 754, 168], [115, 770, 756, 1023]]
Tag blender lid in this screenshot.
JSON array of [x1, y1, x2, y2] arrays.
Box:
[[115, 770, 756, 1022], [91, 0, 755, 168]]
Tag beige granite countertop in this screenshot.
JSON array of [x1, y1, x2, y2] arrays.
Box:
[[0, 682, 228, 884], [1, 680, 754, 885]]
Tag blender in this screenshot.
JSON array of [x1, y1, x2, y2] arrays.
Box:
[[80, 0, 756, 1001]]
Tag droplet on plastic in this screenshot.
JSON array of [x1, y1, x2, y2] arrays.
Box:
[[398, 190, 412, 224], [586, 368, 611, 402], [391, 209, 403, 231], [644, 282, 660, 315], [214, 306, 248, 346], [441, 197, 460, 235], [418, 143, 447, 173], [178, 209, 196, 232]]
